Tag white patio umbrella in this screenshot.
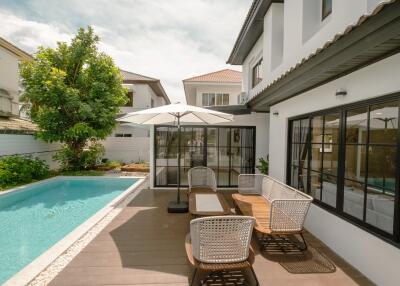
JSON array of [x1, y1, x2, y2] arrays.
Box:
[[117, 103, 234, 213]]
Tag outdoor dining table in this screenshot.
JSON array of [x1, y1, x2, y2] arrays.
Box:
[[188, 192, 231, 217]]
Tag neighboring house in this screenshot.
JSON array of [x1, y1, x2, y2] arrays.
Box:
[[227, 0, 400, 285], [183, 69, 243, 106], [149, 69, 269, 189], [102, 70, 170, 162], [0, 37, 59, 168]]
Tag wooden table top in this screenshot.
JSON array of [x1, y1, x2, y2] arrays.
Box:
[[189, 192, 231, 217], [232, 193, 272, 234]]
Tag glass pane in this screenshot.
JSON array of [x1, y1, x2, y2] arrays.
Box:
[[179, 167, 189, 185], [202, 93, 208, 106], [180, 127, 192, 147], [299, 144, 309, 169], [321, 174, 337, 207], [223, 94, 229, 105], [231, 128, 241, 147], [207, 147, 218, 167], [216, 93, 223, 105], [310, 144, 322, 171], [192, 128, 204, 147], [155, 127, 169, 146], [299, 168, 308, 193], [311, 116, 323, 143], [345, 145, 366, 181], [219, 147, 230, 167], [310, 171, 321, 200], [367, 146, 396, 193], [343, 180, 364, 220], [291, 144, 300, 166], [241, 128, 254, 148], [300, 118, 310, 143], [322, 144, 338, 176], [231, 147, 241, 166], [291, 165, 299, 189], [241, 148, 254, 167], [230, 169, 239, 185], [324, 113, 340, 144], [218, 168, 230, 186], [218, 128, 230, 147], [366, 186, 394, 234], [156, 167, 168, 185], [209, 93, 215, 106], [292, 120, 301, 143], [207, 128, 217, 146], [346, 108, 368, 144], [369, 101, 399, 144]]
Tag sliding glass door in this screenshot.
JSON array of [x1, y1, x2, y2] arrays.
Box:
[[155, 125, 255, 187], [288, 95, 399, 243]]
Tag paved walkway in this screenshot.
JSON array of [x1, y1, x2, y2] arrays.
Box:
[[50, 189, 374, 286]]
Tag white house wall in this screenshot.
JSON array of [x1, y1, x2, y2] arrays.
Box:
[[101, 137, 149, 163], [267, 53, 400, 286], [243, 0, 385, 101]]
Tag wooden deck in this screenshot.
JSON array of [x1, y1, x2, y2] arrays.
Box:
[[50, 189, 374, 286]]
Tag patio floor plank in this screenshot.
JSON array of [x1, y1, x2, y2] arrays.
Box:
[[49, 189, 373, 286]]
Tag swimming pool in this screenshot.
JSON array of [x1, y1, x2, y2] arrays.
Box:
[[0, 177, 138, 285]]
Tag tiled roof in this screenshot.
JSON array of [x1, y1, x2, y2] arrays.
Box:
[[249, 0, 398, 105], [183, 69, 242, 83], [0, 117, 38, 134]]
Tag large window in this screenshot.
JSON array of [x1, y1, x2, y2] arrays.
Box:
[[155, 126, 255, 187], [288, 95, 399, 243], [252, 59, 263, 88], [202, 93, 229, 106]]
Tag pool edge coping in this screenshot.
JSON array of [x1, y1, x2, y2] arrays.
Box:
[[2, 175, 147, 286]]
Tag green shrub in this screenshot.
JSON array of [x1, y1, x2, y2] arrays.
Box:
[[0, 155, 49, 188], [54, 143, 105, 171], [256, 156, 269, 175]]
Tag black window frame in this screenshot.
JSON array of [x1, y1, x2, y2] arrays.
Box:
[[154, 125, 256, 188], [124, 91, 134, 107], [287, 93, 400, 247], [322, 0, 332, 20], [252, 58, 263, 88]]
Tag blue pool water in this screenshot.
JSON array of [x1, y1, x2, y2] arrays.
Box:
[[0, 177, 137, 284]]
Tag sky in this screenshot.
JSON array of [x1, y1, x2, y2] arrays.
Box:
[[0, 0, 251, 103]]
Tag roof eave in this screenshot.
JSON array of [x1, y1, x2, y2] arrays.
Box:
[[227, 0, 282, 65]]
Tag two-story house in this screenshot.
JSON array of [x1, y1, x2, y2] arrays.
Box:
[[227, 0, 400, 285], [102, 70, 170, 162], [0, 37, 35, 132]]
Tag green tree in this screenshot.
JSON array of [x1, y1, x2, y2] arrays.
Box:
[[20, 27, 127, 170]]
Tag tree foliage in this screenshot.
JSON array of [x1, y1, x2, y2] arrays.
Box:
[[20, 27, 127, 170]]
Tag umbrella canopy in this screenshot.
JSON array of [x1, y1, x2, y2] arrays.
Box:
[[117, 103, 233, 125], [116, 103, 234, 213]]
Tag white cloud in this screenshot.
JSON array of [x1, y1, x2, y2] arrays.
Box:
[[0, 0, 250, 102]]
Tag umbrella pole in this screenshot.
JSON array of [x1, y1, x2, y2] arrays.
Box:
[[167, 114, 188, 213]]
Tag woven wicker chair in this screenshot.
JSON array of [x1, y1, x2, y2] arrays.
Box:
[[188, 166, 217, 194], [185, 216, 259, 286], [233, 174, 313, 251]]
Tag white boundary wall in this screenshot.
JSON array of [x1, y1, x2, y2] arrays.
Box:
[[0, 134, 60, 169], [101, 137, 149, 163], [268, 53, 400, 286]]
